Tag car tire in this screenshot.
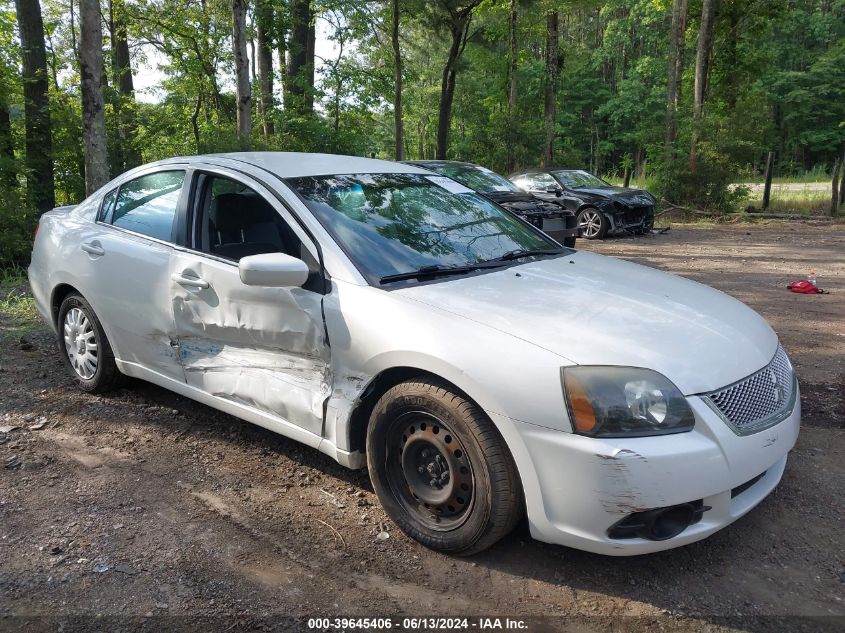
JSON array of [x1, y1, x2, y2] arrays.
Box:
[[366, 379, 523, 556], [577, 207, 609, 240], [57, 293, 124, 393]]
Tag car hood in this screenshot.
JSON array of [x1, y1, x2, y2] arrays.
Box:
[[395, 251, 777, 395], [574, 186, 653, 205]]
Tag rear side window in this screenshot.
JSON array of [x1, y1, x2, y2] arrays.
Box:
[[110, 171, 185, 242]]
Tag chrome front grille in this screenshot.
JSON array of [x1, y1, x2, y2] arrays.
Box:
[[702, 345, 796, 435]]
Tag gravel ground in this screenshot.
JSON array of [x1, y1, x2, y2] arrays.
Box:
[[0, 222, 843, 632]]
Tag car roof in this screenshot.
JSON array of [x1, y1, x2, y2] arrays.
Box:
[[513, 168, 580, 174], [403, 160, 477, 168], [156, 152, 429, 178]]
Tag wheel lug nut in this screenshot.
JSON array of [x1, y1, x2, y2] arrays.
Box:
[[418, 466, 425, 474], [429, 479, 437, 487], [440, 472, 449, 481], [435, 454, 442, 462]]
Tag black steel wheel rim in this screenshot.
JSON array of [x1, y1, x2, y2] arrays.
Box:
[[385, 411, 475, 531]]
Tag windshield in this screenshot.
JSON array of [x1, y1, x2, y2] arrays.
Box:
[[426, 163, 523, 194], [287, 173, 558, 281], [552, 170, 611, 189]]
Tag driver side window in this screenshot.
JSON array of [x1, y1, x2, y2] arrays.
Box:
[[193, 174, 322, 290], [195, 175, 306, 263]]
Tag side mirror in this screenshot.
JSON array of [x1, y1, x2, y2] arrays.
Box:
[[546, 185, 563, 196], [238, 252, 310, 288]]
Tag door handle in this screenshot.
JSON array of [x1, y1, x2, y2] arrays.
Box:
[[81, 242, 105, 257], [171, 273, 210, 290]]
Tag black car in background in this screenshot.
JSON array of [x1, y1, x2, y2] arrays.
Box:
[[404, 160, 579, 247], [509, 168, 655, 239]]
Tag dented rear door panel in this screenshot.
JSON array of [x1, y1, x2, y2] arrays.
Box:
[[170, 252, 331, 435]]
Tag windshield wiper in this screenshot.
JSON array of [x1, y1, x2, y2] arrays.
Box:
[[379, 262, 504, 285], [378, 250, 563, 285], [489, 248, 566, 262]]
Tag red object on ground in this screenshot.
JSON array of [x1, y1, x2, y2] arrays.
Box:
[[787, 280, 820, 294]]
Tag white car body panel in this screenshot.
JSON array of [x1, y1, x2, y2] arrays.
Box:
[[28, 152, 800, 555]]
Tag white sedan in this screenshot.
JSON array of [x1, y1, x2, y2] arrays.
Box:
[[28, 153, 800, 556]]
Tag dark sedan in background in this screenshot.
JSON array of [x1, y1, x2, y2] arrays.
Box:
[[405, 160, 579, 247], [509, 168, 655, 239]]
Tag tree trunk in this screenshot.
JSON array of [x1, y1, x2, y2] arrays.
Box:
[[391, 0, 404, 160], [286, 0, 314, 115], [505, 0, 518, 171], [305, 13, 316, 114], [724, 6, 738, 109], [0, 102, 15, 189], [69, 0, 78, 61], [109, 0, 141, 172], [832, 158, 841, 216], [276, 9, 288, 103], [191, 92, 203, 152], [249, 38, 257, 84], [79, 0, 109, 195], [256, 0, 275, 137], [689, 0, 718, 172], [543, 10, 559, 168], [232, 0, 252, 143], [664, 0, 688, 164], [435, 14, 471, 160], [762, 150, 774, 209], [839, 148, 845, 205], [14, 0, 54, 212]]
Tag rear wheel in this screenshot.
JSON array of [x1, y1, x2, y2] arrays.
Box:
[[577, 207, 609, 239], [57, 293, 123, 393], [367, 379, 523, 555]]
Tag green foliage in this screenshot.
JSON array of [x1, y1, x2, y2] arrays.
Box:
[[657, 145, 749, 212], [0, 187, 36, 266], [1, 0, 843, 252]]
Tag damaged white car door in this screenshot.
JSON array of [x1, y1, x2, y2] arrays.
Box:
[[170, 168, 330, 436]]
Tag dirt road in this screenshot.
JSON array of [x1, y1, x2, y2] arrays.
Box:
[[1, 223, 843, 632]]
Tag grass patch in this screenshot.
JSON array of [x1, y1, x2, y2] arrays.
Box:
[[744, 186, 832, 215], [0, 265, 40, 340]]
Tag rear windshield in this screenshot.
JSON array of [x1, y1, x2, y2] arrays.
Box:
[[425, 164, 523, 194]]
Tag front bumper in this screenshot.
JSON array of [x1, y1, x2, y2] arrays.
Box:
[[494, 390, 800, 555], [607, 204, 653, 231]]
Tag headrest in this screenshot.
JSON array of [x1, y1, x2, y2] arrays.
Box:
[[210, 193, 272, 232]]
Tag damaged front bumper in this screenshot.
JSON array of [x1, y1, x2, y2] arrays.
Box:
[[607, 204, 654, 232], [491, 392, 800, 555]]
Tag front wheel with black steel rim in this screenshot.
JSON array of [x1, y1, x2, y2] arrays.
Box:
[[577, 207, 609, 239], [367, 379, 523, 555], [57, 293, 123, 393]]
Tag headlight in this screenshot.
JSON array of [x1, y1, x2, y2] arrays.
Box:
[[561, 367, 695, 437]]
